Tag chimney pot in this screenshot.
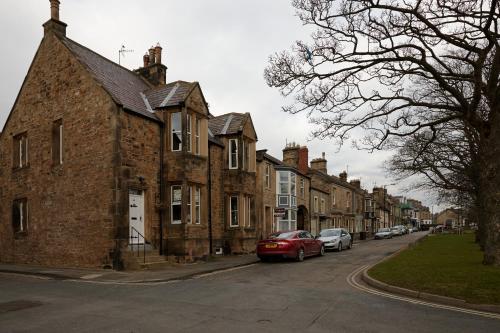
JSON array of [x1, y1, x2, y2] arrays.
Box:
[[322, 152, 325, 159], [154, 43, 162, 64], [50, 0, 60, 21], [143, 53, 150, 67], [149, 47, 155, 65]]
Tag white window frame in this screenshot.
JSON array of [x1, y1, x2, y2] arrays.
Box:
[[195, 118, 200, 155], [171, 185, 182, 224], [265, 163, 271, 188], [187, 114, 192, 153], [278, 195, 289, 206], [195, 187, 201, 224], [187, 186, 192, 224], [230, 195, 239, 227], [15, 134, 28, 168], [171, 112, 182, 152], [229, 139, 238, 169], [276, 209, 297, 232], [290, 173, 296, 196], [59, 123, 63, 164], [278, 171, 290, 195]]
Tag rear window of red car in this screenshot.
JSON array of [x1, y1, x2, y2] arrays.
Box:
[[269, 232, 296, 239]]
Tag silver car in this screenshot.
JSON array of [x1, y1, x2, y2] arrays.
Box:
[[375, 228, 393, 239], [318, 228, 352, 252]]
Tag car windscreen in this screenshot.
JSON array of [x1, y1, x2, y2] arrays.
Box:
[[319, 230, 341, 237], [379, 228, 390, 232], [269, 232, 296, 239]]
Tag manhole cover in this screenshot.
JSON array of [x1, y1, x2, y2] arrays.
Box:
[[0, 300, 43, 314]]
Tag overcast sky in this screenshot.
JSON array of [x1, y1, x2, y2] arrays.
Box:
[[0, 0, 444, 211]]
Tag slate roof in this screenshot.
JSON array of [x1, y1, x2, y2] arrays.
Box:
[[145, 81, 196, 109], [60, 36, 200, 121], [208, 113, 248, 136]]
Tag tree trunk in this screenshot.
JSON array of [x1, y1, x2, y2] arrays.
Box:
[[480, 107, 500, 265]]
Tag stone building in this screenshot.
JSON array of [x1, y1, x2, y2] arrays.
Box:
[[208, 113, 257, 254], [0, 1, 256, 268]]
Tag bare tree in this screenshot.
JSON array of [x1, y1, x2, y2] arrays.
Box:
[[265, 0, 500, 264]]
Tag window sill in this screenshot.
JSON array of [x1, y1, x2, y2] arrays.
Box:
[[14, 231, 28, 239], [12, 165, 30, 172]]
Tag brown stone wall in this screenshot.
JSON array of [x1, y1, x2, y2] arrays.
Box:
[[0, 33, 117, 268], [118, 111, 161, 249], [209, 143, 225, 253], [255, 159, 277, 239]]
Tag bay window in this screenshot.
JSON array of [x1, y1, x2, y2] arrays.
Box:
[[171, 112, 182, 151], [171, 185, 182, 224], [229, 139, 238, 169]]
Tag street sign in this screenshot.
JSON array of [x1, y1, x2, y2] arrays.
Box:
[[274, 208, 285, 217]]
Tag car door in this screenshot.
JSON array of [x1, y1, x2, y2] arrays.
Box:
[[304, 231, 318, 255], [299, 232, 312, 255], [341, 229, 349, 246]]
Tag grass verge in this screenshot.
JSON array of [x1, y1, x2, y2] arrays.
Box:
[[369, 233, 500, 305]]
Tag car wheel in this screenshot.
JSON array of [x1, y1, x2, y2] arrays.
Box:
[[319, 245, 325, 256], [296, 248, 305, 262], [348, 240, 353, 249], [338, 242, 342, 252]]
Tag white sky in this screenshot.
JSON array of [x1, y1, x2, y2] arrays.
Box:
[[0, 0, 445, 212]]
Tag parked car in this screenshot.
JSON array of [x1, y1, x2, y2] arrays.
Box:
[[391, 226, 404, 236], [318, 228, 352, 252], [412, 226, 419, 232], [257, 230, 325, 262], [375, 228, 393, 239]]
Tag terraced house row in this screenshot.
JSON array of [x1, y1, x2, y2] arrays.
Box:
[[0, 1, 425, 269]]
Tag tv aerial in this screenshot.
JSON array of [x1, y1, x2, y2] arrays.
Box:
[[118, 45, 134, 65]]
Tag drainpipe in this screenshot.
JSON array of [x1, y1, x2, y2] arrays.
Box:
[[208, 143, 213, 255], [159, 123, 165, 255]]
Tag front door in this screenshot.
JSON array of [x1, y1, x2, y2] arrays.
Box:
[[129, 190, 145, 245]]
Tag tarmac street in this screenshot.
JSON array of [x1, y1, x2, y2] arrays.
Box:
[[1, 233, 499, 332]]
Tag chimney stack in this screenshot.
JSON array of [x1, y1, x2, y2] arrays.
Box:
[[339, 171, 348, 182], [50, 0, 60, 21], [44, 0, 67, 36], [143, 53, 150, 67], [298, 146, 309, 175], [310, 153, 327, 174], [135, 44, 168, 87], [149, 46, 155, 65], [154, 43, 162, 64]]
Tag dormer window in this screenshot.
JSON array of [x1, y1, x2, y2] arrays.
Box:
[[229, 139, 238, 169]]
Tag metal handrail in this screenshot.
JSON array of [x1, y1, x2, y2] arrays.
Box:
[[130, 226, 146, 264]]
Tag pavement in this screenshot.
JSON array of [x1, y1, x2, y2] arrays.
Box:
[[0, 254, 260, 284]]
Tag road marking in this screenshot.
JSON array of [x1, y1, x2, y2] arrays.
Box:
[[80, 274, 103, 280], [193, 264, 258, 278], [346, 265, 500, 320]]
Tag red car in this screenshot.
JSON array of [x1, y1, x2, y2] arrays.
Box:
[[257, 230, 325, 262]]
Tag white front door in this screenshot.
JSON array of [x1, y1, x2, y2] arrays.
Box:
[[129, 190, 145, 245]]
